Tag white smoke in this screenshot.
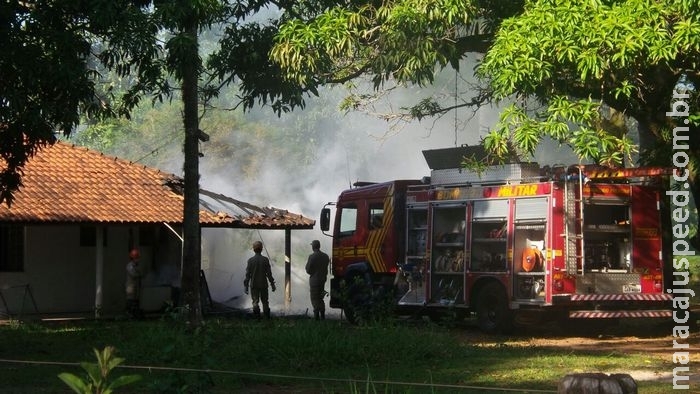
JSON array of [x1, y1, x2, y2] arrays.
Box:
[[127, 58, 580, 317], [196, 72, 501, 316]]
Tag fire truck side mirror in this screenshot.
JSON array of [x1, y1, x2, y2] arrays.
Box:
[[320, 208, 331, 232]]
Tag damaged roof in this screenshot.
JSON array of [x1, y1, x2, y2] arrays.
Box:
[[0, 141, 315, 229]]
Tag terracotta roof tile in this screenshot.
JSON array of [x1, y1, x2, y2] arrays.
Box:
[[0, 142, 315, 229]]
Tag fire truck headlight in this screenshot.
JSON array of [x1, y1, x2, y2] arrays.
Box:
[[654, 280, 662, 291]]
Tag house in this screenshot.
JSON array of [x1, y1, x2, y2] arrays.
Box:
[[0, 141, 314, 318]]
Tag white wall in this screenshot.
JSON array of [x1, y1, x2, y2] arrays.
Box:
[[0, 222, 312, 318], [0, 224, 181, 317]]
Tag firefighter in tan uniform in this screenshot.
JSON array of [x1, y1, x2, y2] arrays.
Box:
[[305, 240, 330, 320], [243, 241, 276, 319]]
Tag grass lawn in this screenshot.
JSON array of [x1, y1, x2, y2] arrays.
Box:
[[0, 314, 691, 394]]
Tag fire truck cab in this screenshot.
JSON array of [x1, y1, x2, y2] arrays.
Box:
[[320, 146, 673, 333]]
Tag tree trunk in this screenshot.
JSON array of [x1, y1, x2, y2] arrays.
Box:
[[180, 21, 203, 327]]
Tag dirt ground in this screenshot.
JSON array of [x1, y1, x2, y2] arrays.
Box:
[[445, 315, 700, 383], [456, 318, 694, 357]]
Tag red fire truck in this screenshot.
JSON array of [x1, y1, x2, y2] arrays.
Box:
[[320, 146, 674, 333]]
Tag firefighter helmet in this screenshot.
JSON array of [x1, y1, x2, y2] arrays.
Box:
[[129, 248, 140, 260]]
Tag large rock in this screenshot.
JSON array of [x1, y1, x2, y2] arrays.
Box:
[[558, 373, 637, 394]]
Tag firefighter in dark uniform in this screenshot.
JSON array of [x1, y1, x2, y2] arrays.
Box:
[[305, 239, 330, 320], [243, 241, 276, 319]]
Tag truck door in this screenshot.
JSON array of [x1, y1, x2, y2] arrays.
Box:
[[368, 201, 395, 273], [332, 202, 361, 274], [332, 189, 398, 275]]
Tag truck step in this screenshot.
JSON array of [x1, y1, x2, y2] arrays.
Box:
[[569, 310, 672, 319]]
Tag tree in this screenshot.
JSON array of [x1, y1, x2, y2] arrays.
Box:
[[163, 0, 210, 327], [268, 0, 522, 119], [270, 0, 699, 244], [3, 0, 223, 326], [476, 0, 700, 245], [0, 0, 164, 204]]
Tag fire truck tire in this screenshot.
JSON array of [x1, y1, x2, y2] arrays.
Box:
[[342, 274, 370, 325], [475, 282, 513, 334]]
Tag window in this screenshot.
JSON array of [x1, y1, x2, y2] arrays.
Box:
[[338, 205, 358, 237], [369, 204, 384, 230], [0, 224, 24, 272]]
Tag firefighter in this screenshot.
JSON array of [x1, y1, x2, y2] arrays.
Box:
[[243, 241, 276, 319], [305, 240, 330, 320], [125, 248, 143, 319]]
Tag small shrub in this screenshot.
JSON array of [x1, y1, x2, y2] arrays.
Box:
[[58, 346, 141, 394], [340, 276, 397, 325]]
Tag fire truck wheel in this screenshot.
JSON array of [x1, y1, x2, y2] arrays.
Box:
[[342, 274, 370, 325], [475, 282, 513, 334]]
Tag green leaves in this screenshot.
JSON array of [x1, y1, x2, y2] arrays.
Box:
[[271, 0, 478, 88], [0, 1, 160, 204], [58, 346, 141, 394], [479, 0, 699, 100], [58, 373, 91, 394], [483, 96, 637, 167], [272, 8, 362, 86], [478, 0, 700, 170]]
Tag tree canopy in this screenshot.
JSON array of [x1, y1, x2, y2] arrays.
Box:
[[270, 0, 698, 162], [270, 0, 699, 240], [476, 0, 699, 246], [269, 0, 522, 116], [0, 0, 321, 203], [478, 0, 700, 166], [0, 0, 166, 204]]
